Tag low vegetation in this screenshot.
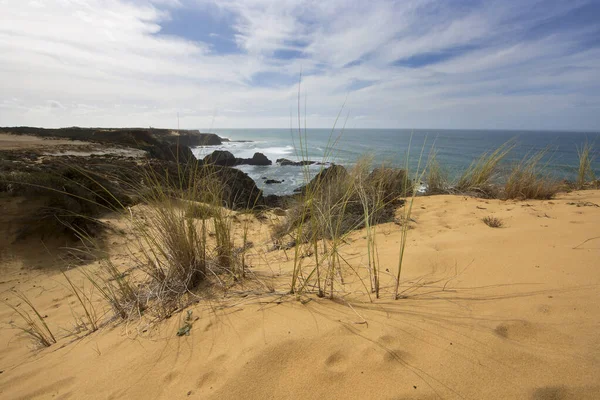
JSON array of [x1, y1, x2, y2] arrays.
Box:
[[425, 149, 449, 195], [456, 142, 514, 197], [4, 290, 57, 347], [504, 149, 560, 200], [577, 142, 596, 189], [482, 216, 503, 228]]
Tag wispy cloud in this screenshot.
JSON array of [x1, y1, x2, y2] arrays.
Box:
[[0, 0, 598, 130]]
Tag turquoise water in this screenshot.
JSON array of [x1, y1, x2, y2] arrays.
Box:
[[191, 129, 600, 196]]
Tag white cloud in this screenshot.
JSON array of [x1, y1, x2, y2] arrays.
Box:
[[0, 0, 598, 130]]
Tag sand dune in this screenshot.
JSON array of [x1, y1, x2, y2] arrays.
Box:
[[1, 190, 599, 399]]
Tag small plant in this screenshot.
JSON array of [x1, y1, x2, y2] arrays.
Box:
[[5, 290, 57, 347], [576, 142, 596, 189], [482, 216, 503, 228]]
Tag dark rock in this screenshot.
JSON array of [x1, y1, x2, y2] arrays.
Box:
[[149, 143, 195, 163], [203, 150, 236, 166], [265, 179, 283, 184], [297, 165, 347, 193], [235, 152, 272, 166], [276, 158, 317, 166], [249, 152, 271, 166], [207, 166, 263, 209], [166, 132, 222, 146], [237, 152, 272, 166]]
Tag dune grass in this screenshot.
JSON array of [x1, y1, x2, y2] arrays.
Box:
[[394, 137, 427, 300], [456, 142, 514, 197], [425, 149, 449, 195], [482, 216, 503, 228], [61, 270, 99, 332], [504, 149, 560, 200], [576, 142, 596, 189], [4, 290, 56, 347]]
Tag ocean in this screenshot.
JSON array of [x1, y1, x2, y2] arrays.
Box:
[[191, 129, 600, 196]]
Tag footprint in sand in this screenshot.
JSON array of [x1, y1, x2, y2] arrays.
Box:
[[495, 320, 537, 340], [377, 335, 411, 363], [163, 371, 179, 384], [537, 304, 551, 314], [196, 371, 217, 389], [382, 348, 411, 363], [324, 350, 348, 372]]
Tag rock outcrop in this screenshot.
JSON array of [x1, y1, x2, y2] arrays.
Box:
[[276, 158, 319, 166], [238, 152, 272, 166], [295, 165, 347, 193], [203, 151, 273, 166], [203, 150, 237, 166]]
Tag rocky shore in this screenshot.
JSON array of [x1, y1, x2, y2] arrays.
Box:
[[0, 127, 340, 217]]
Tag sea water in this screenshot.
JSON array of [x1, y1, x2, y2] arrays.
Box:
[[191, 129, 600, 196]]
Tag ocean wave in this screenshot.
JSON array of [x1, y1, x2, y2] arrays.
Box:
[[259, 145, 294, 155]]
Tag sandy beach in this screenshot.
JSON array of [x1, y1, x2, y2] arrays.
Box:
[[1, 176, 599, 399]]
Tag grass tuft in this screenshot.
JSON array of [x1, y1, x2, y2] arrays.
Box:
[[4, 290, 57, 347], [504, 149, 560, 200], [576, 142, 596, 189], [482, 216, 503, 228], [456, 142, 513, 197], [425, 149, 449, 195]]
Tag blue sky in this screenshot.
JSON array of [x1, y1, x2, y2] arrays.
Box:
[[0, 0, 599, 130]]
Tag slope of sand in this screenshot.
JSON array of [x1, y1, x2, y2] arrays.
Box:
[[1, 191, 599, 399]]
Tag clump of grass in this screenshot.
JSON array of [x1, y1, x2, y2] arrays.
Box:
[[576, 142, 596, 189], [504, 149, 560, 200], [482, 216, 503, 228], [425, 150, 449, 195], [80, 253, 141, 320], [185, 202, 217, 219], [4, 290, 57, 347], [456, 142, 514, 197]]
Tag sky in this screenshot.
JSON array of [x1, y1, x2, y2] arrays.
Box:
[[0, 0, 599, 131]]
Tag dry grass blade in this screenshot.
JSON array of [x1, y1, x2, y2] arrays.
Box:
[[61, 270, 99, 332], [4, 290, 57, 347], [394, 136, 427, 299]]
